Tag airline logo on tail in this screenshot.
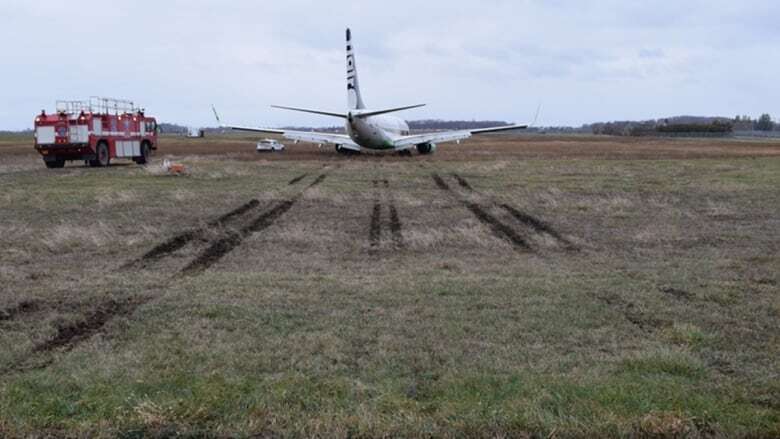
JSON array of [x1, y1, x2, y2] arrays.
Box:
[[346, 28, 365, 110]]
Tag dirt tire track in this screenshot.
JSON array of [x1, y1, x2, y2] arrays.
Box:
[[369, 180, 382, 249], [6, 174, 329, 374], [451, 173, 474, 191], [659, 286, 693, 300], [432, 173, 450, 191], [596, 294, 669, 334], [0, 300, 41, 322], [213, 199, 261, 224], [383, 179, 404, 248], [181, 231, 244, 275], [137, 199, 262, 264], [288, 173, 308, 185], [0, 296, 151, 376], [182, 199, 298, 274], [32, 296, 150, 353], [500, 204, 578, 250], [181, 173, 328, 274], [139, 229, 201, 262], [432, 174, 531, 251], [308, 173, 328, 188], [449, 173, 577, 251], [388, 204, 404, 248], [462, 201, 532, 250]]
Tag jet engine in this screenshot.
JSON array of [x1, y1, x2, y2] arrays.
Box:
[[416, 143, 437, 155]]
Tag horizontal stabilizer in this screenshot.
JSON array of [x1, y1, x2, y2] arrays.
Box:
[[271, 105, 347, 119], [355, 104, 426, 118]]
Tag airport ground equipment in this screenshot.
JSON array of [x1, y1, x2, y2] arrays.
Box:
[[34, 97, 158, 168], [256, 139, 285, 152]]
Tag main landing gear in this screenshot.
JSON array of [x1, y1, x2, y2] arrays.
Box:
[[335, 144, 359, 155]]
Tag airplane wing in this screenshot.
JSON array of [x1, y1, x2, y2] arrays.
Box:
[[392, 124, 528, 150], [226, 125, 360, 151], [212, 106, 361, 151]]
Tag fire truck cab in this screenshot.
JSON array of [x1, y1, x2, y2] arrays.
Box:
[[34, 97, 158, 168]]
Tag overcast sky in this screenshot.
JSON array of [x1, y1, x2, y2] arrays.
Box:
[[1, 0, 778, 130]]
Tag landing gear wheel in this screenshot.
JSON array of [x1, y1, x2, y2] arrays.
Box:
[[335, 145, 359, 155], [94, 142, 110, 167], [44, 158, 65, 169], [135, 142, 150, 165]]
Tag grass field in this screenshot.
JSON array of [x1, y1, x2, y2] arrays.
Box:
[[1, 134, 778, 437]]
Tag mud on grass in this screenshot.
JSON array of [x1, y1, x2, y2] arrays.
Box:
[[31, 296, 149, 354], [433, 173, 532, 251]]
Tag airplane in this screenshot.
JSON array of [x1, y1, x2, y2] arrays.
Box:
[[213, 28, 527, 155]]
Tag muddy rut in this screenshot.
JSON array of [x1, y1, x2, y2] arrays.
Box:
[[181, 173, 328, 274], [367, 179, 405, 251], [433, 173, 531, 251], [1, 295, 152, 376], [434, 173, 578, 252], [32, 297, 150, 353], [1, 173, 329, 376], [136, 198, 263, 265], [0, 300, 42, 322]]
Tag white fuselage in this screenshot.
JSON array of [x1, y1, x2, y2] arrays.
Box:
[[346, 114, 410, 150]]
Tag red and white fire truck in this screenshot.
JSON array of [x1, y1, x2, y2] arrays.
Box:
[[34, 97, 158, 168]]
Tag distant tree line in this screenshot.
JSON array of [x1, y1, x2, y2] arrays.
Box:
[[656, 120, 733, 134], [158, 123, 189, 134], [734, 114, 776, 131], [585, 114, 776, 136], [407, 119, 510, 131]]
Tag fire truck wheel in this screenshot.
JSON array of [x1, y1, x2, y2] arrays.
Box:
[[96, 142, 110, 167], [44, 158, 65, 169], [136, 142, 151, 165]]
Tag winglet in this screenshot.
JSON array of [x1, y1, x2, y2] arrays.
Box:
[[211, 105, 223, 126], [530, 103, 542, 128]]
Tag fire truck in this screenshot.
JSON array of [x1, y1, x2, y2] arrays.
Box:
[[34, 97, 158, 168]]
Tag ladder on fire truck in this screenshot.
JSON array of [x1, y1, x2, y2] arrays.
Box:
[[88, 97, 140, 115], [56, 97, 140, 115], [54, 97, 143, 142]]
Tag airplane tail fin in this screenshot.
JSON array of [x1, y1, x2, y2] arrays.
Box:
[[346, 28, 366, 110]]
